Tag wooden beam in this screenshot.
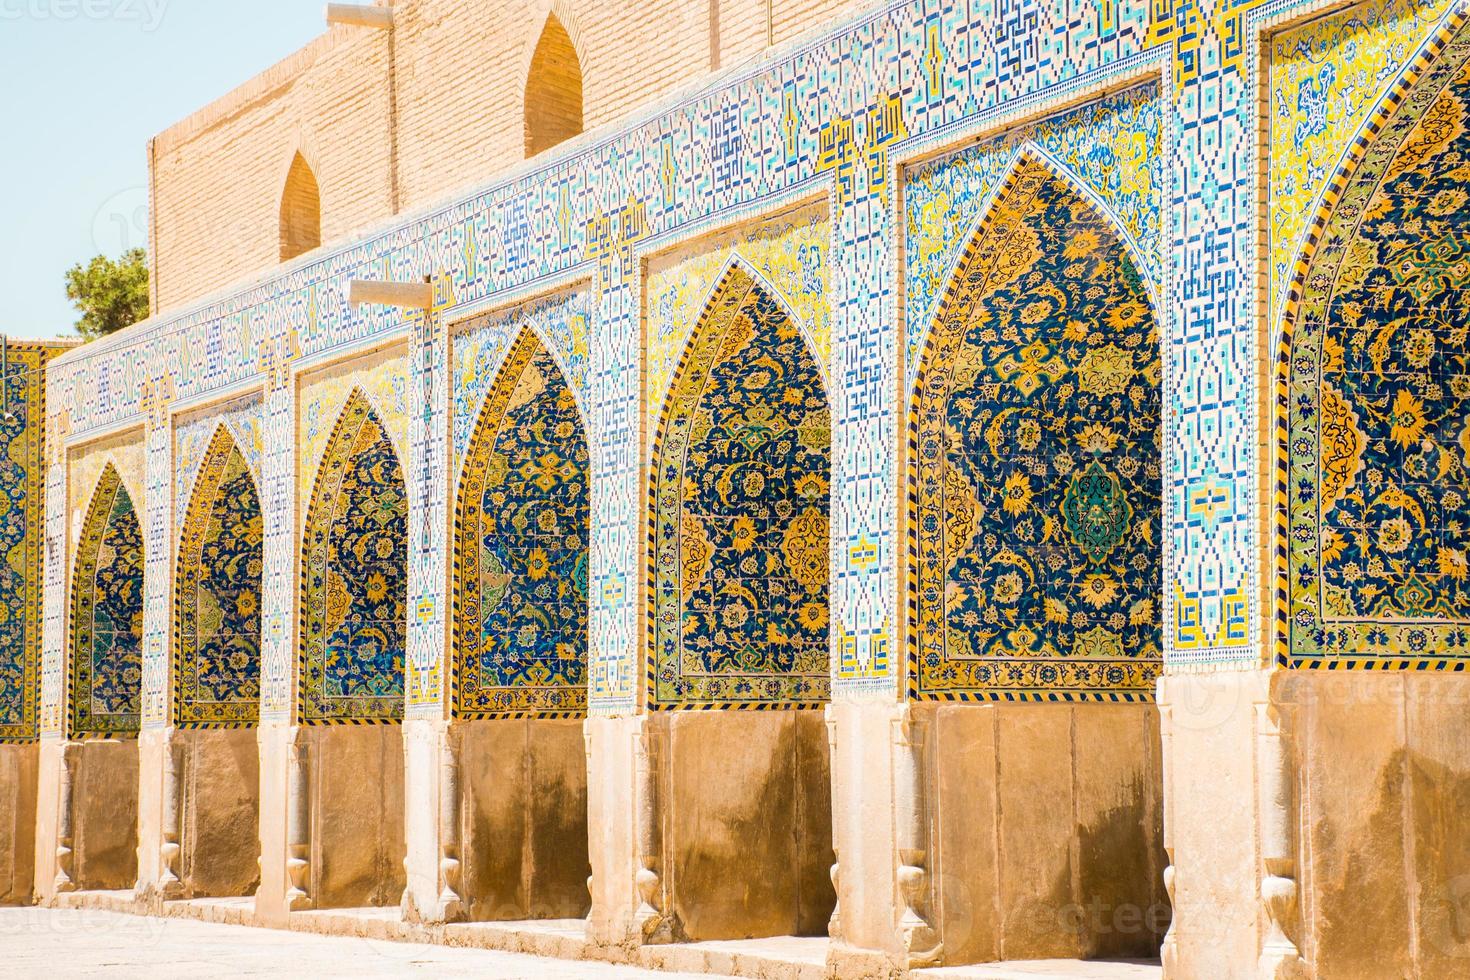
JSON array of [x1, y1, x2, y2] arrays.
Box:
[[325, 4, 393, 29], [349, 279, 432, 309]]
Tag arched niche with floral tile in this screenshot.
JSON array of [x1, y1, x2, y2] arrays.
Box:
[[638, 258, 836, 944], [449, 323, 594, 924], [902, 153, 1169, 965], [298, 388, 408, 725], [69, 462, 144, 738], [1281, 39, 1470, 671], [175, 424, 263, 728], [292, 385, 409, 910], [910, 154, 1163, 703], [647, 261, 832, 710], [453, 327, 590, 719]]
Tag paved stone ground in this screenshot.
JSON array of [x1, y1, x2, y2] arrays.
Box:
[[0, 907, 713, 978]]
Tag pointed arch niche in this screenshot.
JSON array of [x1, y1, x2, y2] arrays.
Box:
[[903, 154, 1168, 964], [910, 154, 1163, 701], [64, 460, 143, 890], [449, 324, 592, 922], [524, 13, 584, 157], [1280, 26, 1470, 671], [176, 424, 262, 728], [454, 327, 590, 718], [649, 261, 831, 709], [170, 422, 263, 899], [299, 388, 408, 725], [640, 259, 836, 942], [70, 462, 144, 739], [279, 151, 321, 262], [294, 386, 407, 909]]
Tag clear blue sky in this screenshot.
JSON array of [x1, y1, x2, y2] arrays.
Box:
[[0, 1, 326, 340]]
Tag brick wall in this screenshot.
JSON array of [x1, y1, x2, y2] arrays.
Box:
[[149, 26, 393, 313], [149, 0, 871, 314]]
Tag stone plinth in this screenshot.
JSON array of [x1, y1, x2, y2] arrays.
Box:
[[0, 743, 37, 904], [458, 716, 590, 921]]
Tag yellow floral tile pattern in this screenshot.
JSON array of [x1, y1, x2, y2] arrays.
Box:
[[1269, 0, 1457, 322], [645, 203, 829, 420]]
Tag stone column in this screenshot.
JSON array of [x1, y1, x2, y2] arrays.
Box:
[[135, 409, 177, 904], [584, 714, 647, 949], [822, 707, 841, 940], [254, 345, 301, 925], [401, 717, 460, 921], [583, 255, 649, 952], [49, 741, 79, 895], [824, 168, 912, 976], [401, 282, 460, 923], [282, 732, 311, 911], [1256, 699, 1303, 979], [154, 734, 184, 901], [31, 437, 70, 901], [435, 729, 463, 918], [892, 704, 939, 966], [1158, 697, 1180, 975], [825, 699, 905, 975], [630, 718, 667, 942], [1156, 669, 1269, 979]]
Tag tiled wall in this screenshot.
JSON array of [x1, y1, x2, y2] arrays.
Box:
[[0, 343, 67, 742], [26, 0, 1470, 734]]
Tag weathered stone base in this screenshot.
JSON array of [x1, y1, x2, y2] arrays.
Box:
[[71, 739, 140, 892], [825, 701, 1166, 972], [33, 670, 1470, 978], [1277, 670, 1470, 978], [1160, 668, 1470, 979], [0, 743, 37, 904], [458, 716, 590, 921], [305, 724, 405, 909], [922, 701, 1168, 964], [176, 727, 260, 899], [650, 709, 836, 943]]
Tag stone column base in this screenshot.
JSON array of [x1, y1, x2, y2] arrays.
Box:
[[0, 742, 38, 904]]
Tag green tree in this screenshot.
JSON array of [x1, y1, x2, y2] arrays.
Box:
[[64, 247, 149, 341]]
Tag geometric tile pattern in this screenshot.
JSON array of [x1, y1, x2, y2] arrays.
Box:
[[1282, 21, 1470, 668], [68, 463, 144, 737], [910, 158, 1162, 700], [0, 343, 60, 742], [174, 425, 263, 726], [648, 264, 830, 707], [406, 297, 447, 714], [258, 380, 296, 721], [1159, 0, 1259, 668], [299, 350, 411, 505], [453, 328, 589, 717], [298, 389, 408, 723], [175, 399, 263, 523]]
